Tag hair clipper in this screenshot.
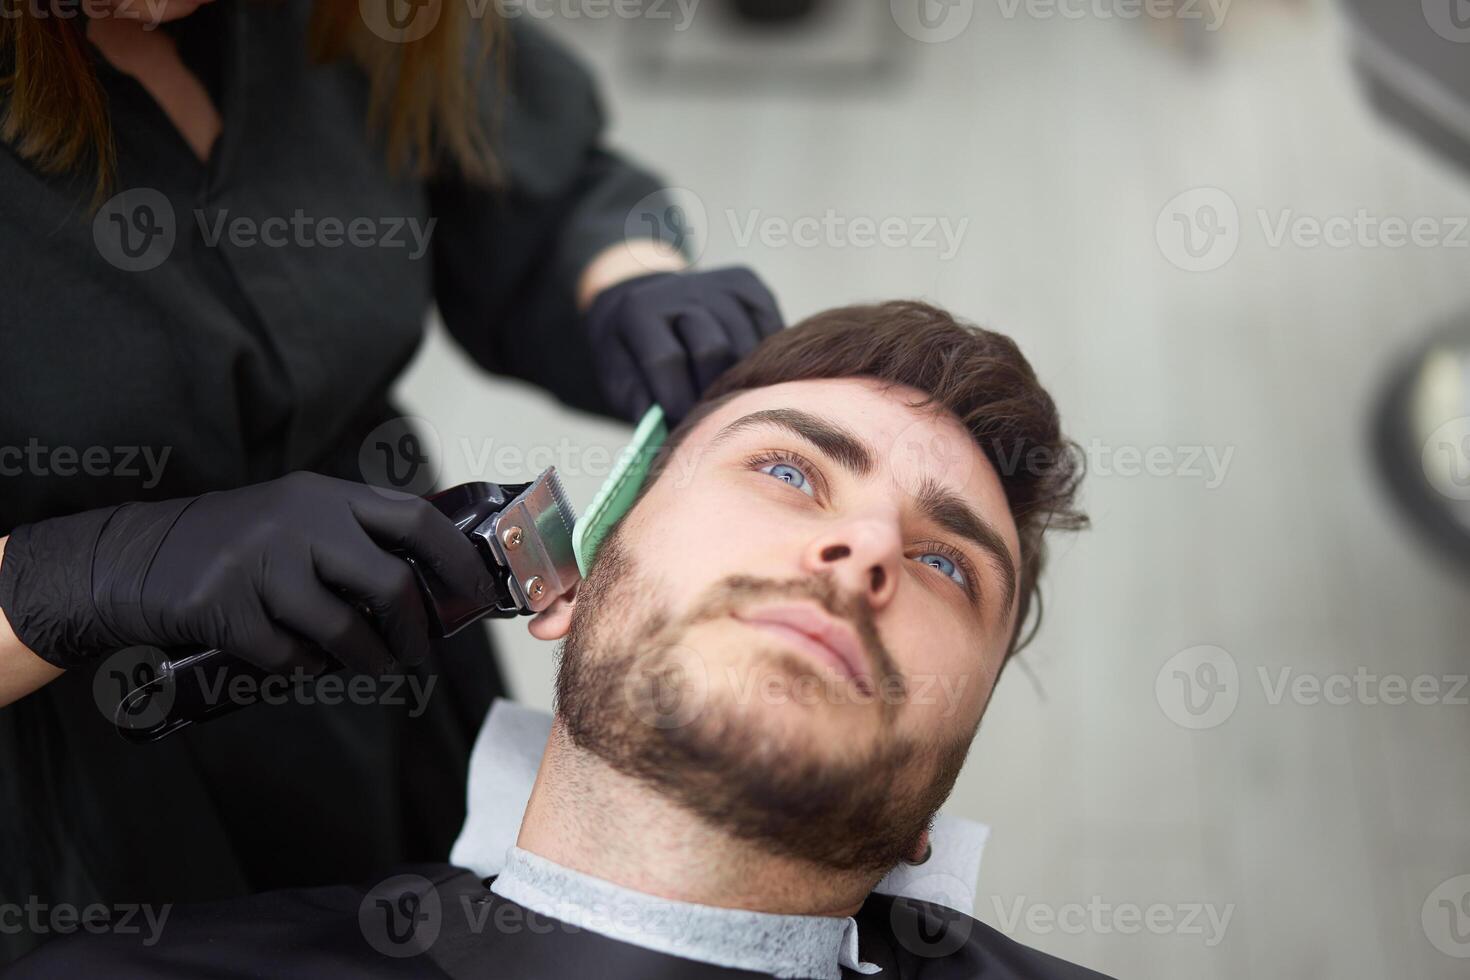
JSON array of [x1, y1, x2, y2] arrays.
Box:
[[110, 468, 579, 743]]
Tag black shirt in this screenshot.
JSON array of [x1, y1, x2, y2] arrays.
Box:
[[0, 4, 664, 962]]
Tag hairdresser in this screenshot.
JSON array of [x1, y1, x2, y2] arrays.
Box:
[[0, 2, 781, 961]]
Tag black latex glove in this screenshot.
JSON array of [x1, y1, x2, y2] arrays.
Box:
[[583, 266, 784, 424], [0, 472, 495, 675]]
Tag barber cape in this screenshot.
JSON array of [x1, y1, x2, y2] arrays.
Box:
[[6, 703, 1113, 978], [8, 856, 1110, 979]]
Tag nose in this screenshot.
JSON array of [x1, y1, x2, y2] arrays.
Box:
[[801, 517, 902, 612]]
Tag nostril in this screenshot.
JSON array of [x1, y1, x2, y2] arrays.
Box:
[[869, 566, 886, 592], [820, 544, 851, 562]]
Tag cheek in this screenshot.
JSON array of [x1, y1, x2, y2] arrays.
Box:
[[883, 613, 1000, 732], [623, 492, 764, 617], [631, 479, 809, 592]]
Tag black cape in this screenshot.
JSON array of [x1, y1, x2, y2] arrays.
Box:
[[3, 864, 1115, 980]]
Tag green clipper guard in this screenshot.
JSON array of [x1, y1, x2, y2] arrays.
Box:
[[572, 405, 668, 576]]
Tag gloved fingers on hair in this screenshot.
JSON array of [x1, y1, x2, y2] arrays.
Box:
[[624, 387, 654, 422], [673, 308, 739, 392], [624, 314, 700, 424], [698, 289, 763, 355], [708, 267, 784, 338], [585, 281, 648, 421], [598, 320, 658, 422], [741, 290, 785, 340]]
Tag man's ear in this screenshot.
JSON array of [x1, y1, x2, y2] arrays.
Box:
[[904, 826, 932, 866], [527, 583, 576, 641]]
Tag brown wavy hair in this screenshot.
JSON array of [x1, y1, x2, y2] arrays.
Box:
[[654, 300, 1089, 656], [0, 0, 500, 205]]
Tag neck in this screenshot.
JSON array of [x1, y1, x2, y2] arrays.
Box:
[[516, 720, 879, 919]]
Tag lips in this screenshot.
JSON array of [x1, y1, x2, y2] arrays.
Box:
[[731, 602, 872, 692]]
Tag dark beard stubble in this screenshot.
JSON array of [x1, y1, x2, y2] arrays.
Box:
[[555, 523, 976, 873]]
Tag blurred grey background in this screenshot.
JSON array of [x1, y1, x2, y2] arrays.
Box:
[[398, 2, 1470, 976]]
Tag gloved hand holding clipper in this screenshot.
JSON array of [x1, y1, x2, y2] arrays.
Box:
[[0, 471, 497, 682]]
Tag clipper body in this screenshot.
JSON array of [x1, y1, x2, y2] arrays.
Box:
[[111, 470, 578, 743]]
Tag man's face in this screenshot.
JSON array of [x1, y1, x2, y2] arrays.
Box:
[[536, 377, 1023, 872]]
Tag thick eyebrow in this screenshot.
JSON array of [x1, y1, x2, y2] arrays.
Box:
[[707, 409, 875, 477], [708, 408, 1018, 618], [914, 477, 1019, 619]]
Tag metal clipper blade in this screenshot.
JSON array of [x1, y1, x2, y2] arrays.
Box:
[[479, 467, 580, 613]]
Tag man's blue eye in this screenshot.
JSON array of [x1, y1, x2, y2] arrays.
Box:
[[760, 461, 814, 496], [917, 552, 967, 589]]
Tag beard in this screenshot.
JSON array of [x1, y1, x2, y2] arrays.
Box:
[[554, 524, 975, 874]]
